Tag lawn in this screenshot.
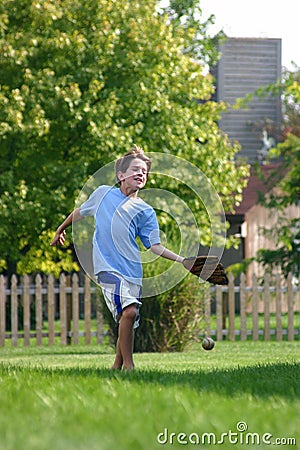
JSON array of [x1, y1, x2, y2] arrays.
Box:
[[0, 341, 299, 450]]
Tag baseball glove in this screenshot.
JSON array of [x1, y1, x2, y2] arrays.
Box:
[[183, 256, 228, 285]]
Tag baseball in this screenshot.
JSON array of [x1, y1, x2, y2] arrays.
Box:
[[202, 337, 215, 351]]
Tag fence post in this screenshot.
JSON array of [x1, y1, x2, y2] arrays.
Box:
[[11, 275, 18, 347], [275, 274, 282, 341], [84, 275, 91, 345], [60, 273, 67, 345], [48, 274, 55, 346], [216, 285, 223, 341], [35, 274, 43, 346], [0, 275, 6, 347], [204, 285, 211, 338], [240, 273, 247, 341], [72, 273, 79, 345], [23, 275, 30, 346], [97, 289, 103, 345], [228, 273, 235, 341], [66, 275, 72, 345], [287, 273, 294, 341], [252, 274, 259, 341], [264, 273, 270, 341]]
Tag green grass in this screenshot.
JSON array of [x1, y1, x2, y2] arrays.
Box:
[[0, 342, 299, 450]]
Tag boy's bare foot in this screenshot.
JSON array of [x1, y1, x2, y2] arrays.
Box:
[[110, 364, 122, 371], [122, 365, 134, 371]]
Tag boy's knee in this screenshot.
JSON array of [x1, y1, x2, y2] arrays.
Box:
[[121, 305, 137, 322]]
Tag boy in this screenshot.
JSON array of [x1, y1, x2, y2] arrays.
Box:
[[50, 145, 185, 370]]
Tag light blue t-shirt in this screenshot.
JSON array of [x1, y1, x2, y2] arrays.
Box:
[[80, 186, 160, 285]]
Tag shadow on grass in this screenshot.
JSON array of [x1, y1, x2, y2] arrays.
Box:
[[1, 361, 299, 400]]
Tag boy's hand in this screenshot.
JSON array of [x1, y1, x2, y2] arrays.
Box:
[[50, 230, 66, 247], [182, 258, 194, 271]]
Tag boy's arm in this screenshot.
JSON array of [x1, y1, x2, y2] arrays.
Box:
[[50, 207, 84, 247], [150, 243, 184, 263]]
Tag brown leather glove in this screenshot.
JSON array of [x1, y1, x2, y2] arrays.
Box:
[[183, 256, 228, 285]]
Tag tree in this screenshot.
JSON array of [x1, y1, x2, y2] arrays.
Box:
[[255, 67, 300, 278], [0, 0, 249, 275], [161, 0, 224, 66], [281, 65, 300, 139]]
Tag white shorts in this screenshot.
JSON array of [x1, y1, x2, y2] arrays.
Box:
[[97, 272, 142, 329]]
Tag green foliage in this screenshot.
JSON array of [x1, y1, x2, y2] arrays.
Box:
[[256, 218, 300, 278], [137, 277, 206, 352], [16, 230, 78, 278], [226, 258, 254, 277], [234, 65, 300, 142], [266, 134, 300, 208], [264, 68, 300, 207], [162, 0, 226, 65], [0, 0, 249, 274], [251, 67, 300, 277]]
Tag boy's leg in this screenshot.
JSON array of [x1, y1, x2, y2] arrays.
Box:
[[97, 273, 141, 371], [118, 304, 137, 370], [111, 338, 123, 370]]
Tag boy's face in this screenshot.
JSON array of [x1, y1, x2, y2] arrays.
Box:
[[118, 158, 148, 193]]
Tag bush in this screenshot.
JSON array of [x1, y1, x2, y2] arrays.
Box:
[[136, 276, 206, 352]]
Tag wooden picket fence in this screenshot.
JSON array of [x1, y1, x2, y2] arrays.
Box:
[[0, 272, 299, 347], [0, 273, 103, 347], [205, 272, 300, 341]]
